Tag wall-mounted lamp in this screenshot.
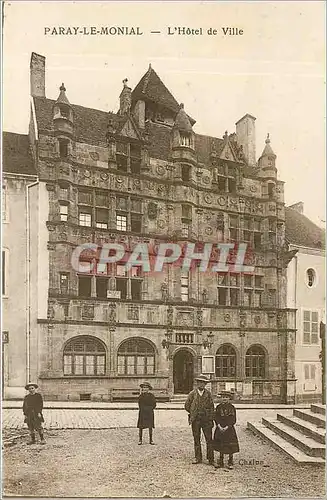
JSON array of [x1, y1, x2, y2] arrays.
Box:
[[162, 330, 173, 349], [202, 331, 214, 349]]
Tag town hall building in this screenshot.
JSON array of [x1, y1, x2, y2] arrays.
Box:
[[3, 52, 300, 402]]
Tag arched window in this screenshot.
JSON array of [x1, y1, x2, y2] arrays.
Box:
[[117, 338, 155, 375], [215, 344, 236, 378], [245, 345, 266, 378], [63, 336, 106, 376]]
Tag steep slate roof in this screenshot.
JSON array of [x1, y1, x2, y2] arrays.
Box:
[[2, 132, 36, 175], [33, 96, 227, 165], [33, 97, 114, 146], [132, 65, 180, 113], [132, 66, 195, 125], [285, 206, 325, 250]]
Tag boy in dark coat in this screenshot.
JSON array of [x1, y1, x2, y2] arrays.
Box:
[[184, 374, 214, 465], [213, 391, 239, 469], [23, 383, 45, 445], [137, 382, 156, 445]]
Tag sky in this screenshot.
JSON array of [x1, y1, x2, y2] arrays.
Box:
[[3, 1, 326, 227]]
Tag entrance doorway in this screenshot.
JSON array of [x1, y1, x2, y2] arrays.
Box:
[[173, 349, 194, 394]]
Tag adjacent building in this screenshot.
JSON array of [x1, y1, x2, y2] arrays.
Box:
[[3, 52, 300, 402], [286, 202, 325, 403]]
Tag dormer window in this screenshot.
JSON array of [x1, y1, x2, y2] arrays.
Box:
[[59, 104, 70, 119]]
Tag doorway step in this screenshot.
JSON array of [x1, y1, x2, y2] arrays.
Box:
[[170, 394, 189, 403]]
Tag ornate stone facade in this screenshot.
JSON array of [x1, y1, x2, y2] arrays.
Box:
[[9, 53, 298, 402]]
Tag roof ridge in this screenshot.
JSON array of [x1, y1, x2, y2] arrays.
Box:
[[286, 206, 325, 232]]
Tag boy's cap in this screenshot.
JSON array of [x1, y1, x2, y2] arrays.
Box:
[[25, 382, 38, 390], [218, 390, 232, 398], [140, 382, 152, 390]]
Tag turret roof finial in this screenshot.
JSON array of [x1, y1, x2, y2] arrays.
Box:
[[123, 78, 128, 87], [60, 83, 66, 92], [266, 133, 270, 144]]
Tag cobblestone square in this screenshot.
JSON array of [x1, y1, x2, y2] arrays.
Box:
[[2, 409, 325, 498]]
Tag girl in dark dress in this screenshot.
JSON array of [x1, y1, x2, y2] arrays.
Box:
[[213, 391, 239, 469], [137, 382, 156, 445]]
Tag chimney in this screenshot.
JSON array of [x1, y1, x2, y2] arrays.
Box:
[[119, 78, 132, 115], [134, 100, 145, 129], [289, 202, 304, 214], [235, 114, 256, 167], [30, 52, 46, 97]]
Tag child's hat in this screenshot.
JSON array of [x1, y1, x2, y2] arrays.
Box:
[[25, 382, 38, 390], [218, 390, 232, 398], [140, 382, 152, 390]]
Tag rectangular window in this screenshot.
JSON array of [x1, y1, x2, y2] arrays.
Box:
[[218, 287, 227, 306], [244, 289, 252, 307], [230, 289, 239, 306], [85, 355, 95, 375], [96, 191, 109, 207], [131, 198, 142, 213], [303, 311, 319, 344], [181, 222, 190, 238], [131, 213, 142, 233], [59, 203, 68, 222], [253, 232, 262, 249], [78, 276, 92, 297], [96, 277, 108, 298], [59, 139, 68, 158], [181, 273, 189, 302], [74, 355, 84, 375], [116, 278, 127, 299], [131, 280, 142, 300], [181, 165, 191, 182], [58, 186, 69, 201], [96, 208, 108, 229], [60, 273, 69, 295], [79, 209, 92, 227], [130, 144, 141, 174], [116, 213, 127, 231], [117, 356, 125, 375], [117, 155, 128, 172], [182, 204, 192, 220], [116, 264, 127, 277], [63, 355, 73, 375], [78, 190, 92, 205], [131, 267, 142, 278]]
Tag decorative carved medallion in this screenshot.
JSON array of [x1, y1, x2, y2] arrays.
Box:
[[224, 313, 231, 323], [90, 152, 99, 161], [204, 194, 213, 205], [100, 172, 108, 181], [156, 165, 165, 176], [83, 169, 91, 178], [217, 196, 227, 207], [202, 176, 210, 185], [254, 315, 261, 324], [157, 219, 166, 229], [205, 227, 213, 235]]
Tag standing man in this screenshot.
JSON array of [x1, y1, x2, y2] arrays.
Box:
[[23, 383, 45, 445], [184, 374, 214, 465]]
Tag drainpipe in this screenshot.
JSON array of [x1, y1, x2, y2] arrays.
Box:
[[26, 180, 39, 384]]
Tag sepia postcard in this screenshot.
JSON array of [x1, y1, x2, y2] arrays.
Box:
[[1, 1, 326, 499]]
